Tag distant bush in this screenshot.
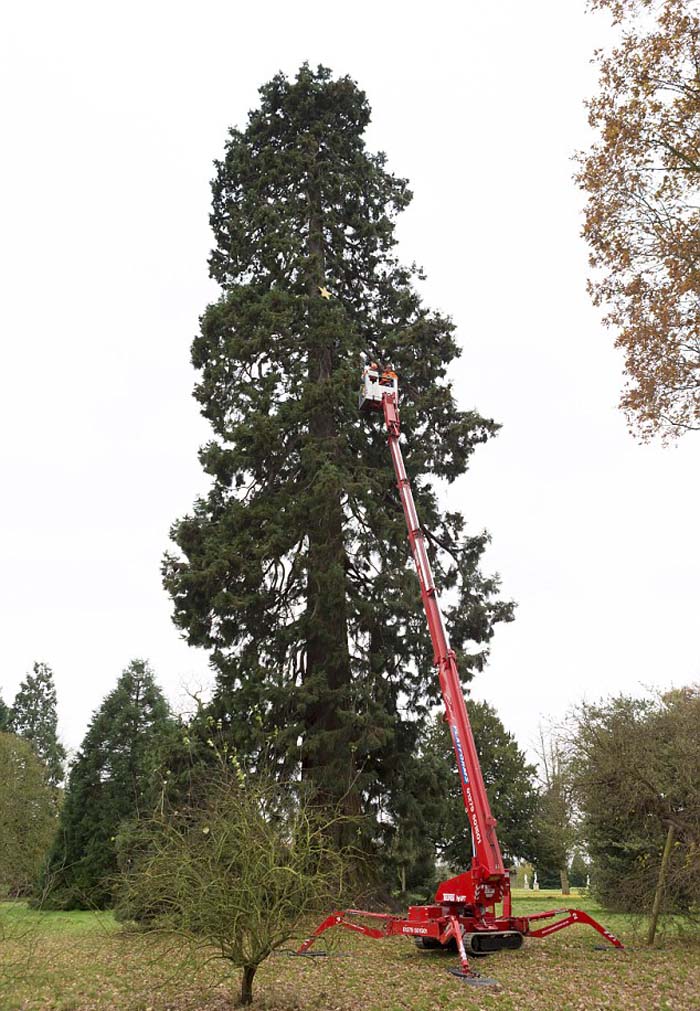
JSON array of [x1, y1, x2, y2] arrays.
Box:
[[572, 687, 700, 937]]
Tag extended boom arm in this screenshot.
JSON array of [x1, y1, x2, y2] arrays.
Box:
[[381, 391, 505, 891]]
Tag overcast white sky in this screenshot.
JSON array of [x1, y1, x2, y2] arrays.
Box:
[[1, 1, 697, 762]]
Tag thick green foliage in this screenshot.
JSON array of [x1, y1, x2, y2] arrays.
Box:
[[164, 65, 512, 827], [9, 662, 66, 786], [40, 660, 176, 910], [0, 732, 57, 897], [415, 702, 539, 873], [572, 687, 700, 916]]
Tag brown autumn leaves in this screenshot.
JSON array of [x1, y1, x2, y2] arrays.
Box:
[[578, 0, 700, 440]]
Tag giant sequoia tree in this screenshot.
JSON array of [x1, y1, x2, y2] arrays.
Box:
[[164, 66, 512, 824]]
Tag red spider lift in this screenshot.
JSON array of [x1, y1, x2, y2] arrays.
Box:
[[295, 365, 623, 983]]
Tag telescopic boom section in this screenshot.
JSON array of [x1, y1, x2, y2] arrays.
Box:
[[380, 390, 505, 886]]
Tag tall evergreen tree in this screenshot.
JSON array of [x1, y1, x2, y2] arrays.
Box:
[[164, 65, 513, 823], [10, 661, 66, 786], [40, 660, 176, 909]]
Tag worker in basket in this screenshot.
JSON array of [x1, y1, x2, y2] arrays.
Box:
[[361, 361, 396, 384]]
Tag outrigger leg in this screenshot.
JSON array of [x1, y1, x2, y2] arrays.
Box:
[[524, 908, 623, 948], [443, 916, 499, 987], [294, 910, 390, 956]]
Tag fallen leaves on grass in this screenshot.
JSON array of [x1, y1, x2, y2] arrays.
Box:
[[1, 896, 699, 1011]]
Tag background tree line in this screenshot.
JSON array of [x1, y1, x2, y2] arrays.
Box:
[[4, 650, 697, 952]]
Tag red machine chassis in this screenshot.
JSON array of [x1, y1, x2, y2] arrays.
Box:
[[298, 372, 623, 981]]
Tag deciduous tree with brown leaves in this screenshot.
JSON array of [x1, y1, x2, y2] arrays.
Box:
[[578, 0, 700, 440]]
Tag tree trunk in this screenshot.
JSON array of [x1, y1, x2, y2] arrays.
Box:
[[301, 146, 354, 822], [400, 864, 407, 895], [239, 964, 256, 1006], [647, 822, 676, 946], [560, 867, 570, 895]]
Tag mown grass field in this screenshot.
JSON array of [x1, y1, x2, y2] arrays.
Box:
[[1, 891, 698, 1011]]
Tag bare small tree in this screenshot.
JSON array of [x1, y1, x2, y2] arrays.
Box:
[[534, 727, 575, 894], [117, 772, 354, 1006]]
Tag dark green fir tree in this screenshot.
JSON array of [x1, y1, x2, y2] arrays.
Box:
[[419, 702, 540, 871], [164, 65, 513, 828], [10, 661, 66, 786], [40, 660, 176, 909]]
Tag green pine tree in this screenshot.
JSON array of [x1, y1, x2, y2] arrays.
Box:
[[10, 662, 66, 786], [164, 65, 513, 823], [40, 660, 176, 909]]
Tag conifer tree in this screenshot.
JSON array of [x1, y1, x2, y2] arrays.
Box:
[[0, 692, 10, 731], [40, 660, 176, 909], [164, 65, 513, 822], [10, 662, 66, 786], [418, 702, 539, 871]]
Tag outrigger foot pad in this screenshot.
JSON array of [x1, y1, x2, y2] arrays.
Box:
[[448, 969, 499, 986]]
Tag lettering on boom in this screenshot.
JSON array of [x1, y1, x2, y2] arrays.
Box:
[[451, 726, 484, 846], [450, 725, 469, 785], [465, 784, 483, 846]]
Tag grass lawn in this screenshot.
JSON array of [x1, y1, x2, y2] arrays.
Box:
[[1, 891, 698, 1010]]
